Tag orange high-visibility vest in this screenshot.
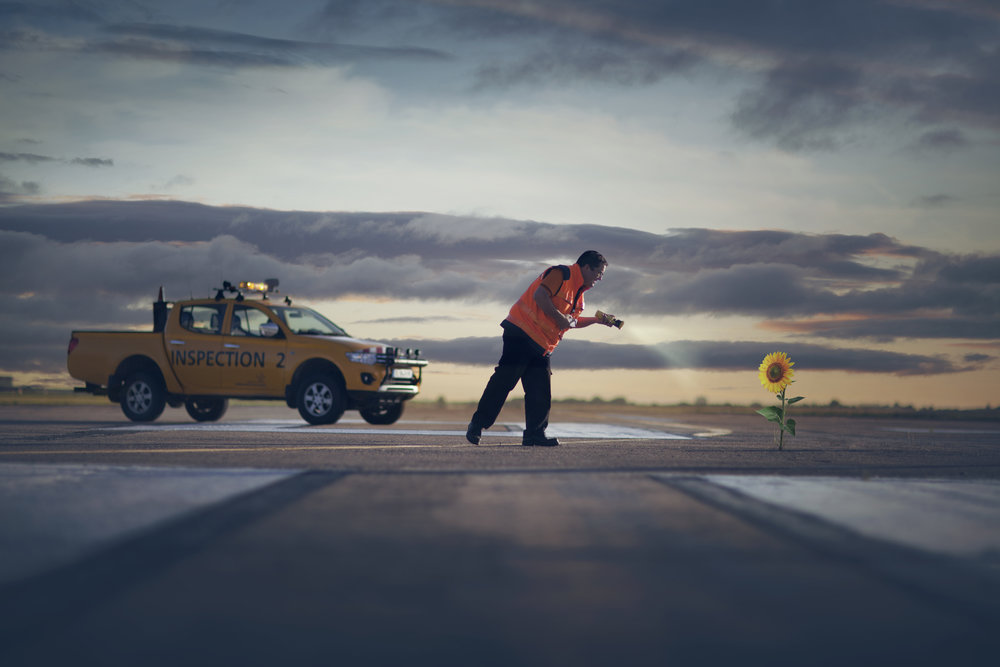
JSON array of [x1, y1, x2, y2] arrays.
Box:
[[506, 264, 587, 355]]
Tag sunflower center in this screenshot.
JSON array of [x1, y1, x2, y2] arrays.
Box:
[[767, 363, 785, 382]]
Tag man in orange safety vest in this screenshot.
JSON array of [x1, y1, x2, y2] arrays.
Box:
[[466, 250, 612, 447]]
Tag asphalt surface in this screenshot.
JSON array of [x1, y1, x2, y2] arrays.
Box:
[[1, 402, 999, 666]]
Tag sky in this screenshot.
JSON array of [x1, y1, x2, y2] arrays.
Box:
[[1, 0, 998, 409]]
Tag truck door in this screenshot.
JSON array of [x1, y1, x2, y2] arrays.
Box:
[[219, 303, 288, 397], [166, 303, 225, 394]]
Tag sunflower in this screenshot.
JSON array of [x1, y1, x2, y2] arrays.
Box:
[[759, 351, 795, 393]]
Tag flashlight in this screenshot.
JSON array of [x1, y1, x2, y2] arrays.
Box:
[[596, 310, 624, 329]]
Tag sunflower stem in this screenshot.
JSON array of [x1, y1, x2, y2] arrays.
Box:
[[778, 388, 786, 451]]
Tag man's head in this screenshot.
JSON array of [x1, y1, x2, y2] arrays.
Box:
[[577, 250, 607, 288]]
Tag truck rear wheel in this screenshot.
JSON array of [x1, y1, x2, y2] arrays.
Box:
[[297, 373, 346, 425], [185, 397, 228, 422], [121, 371, 166, 422], [359, 402, 404, 425]]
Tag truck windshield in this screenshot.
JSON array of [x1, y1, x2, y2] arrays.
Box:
[[271, 306, 349, 336]]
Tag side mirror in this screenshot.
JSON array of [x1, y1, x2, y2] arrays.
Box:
[[259, 322, 281, 338]]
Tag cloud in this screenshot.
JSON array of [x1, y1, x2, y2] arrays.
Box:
[[309, 0, 1000, 149], [4, 1, 996, 153], [160, 174, 195, 190], [473, 39, 699, 89], [916, 194, 957, 208], [0, 148, 111, 201], [103, 23, 451, 64], [358, 315, 466, 325], [0, 1, 102, 24], [0, 152, 58, 164], [0, 152, 113, 167], [1, 200, 993, 314], [909, 128, 971, 154], [0, 200, 995, 377], [0, 320, 78, 373], [0, 174, 40, 201], [762, 316, 999, 342], [68, 157, 113, 167], [1, 16, 452, 69], [384, 337, 971, 375], [730, 60, 866, 151]]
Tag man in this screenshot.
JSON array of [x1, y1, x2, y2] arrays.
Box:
[[466, 250, 612, 447]]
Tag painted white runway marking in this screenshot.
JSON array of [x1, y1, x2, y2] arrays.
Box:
[[0, 463, 296, 585], [706, 475, 1000, 560], [883, 427, 1000, 435], [113, 420, 693, 440]]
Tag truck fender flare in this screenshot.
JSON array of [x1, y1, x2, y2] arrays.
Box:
[[111, 355, 166, 400], [288, 359, 346, 406]]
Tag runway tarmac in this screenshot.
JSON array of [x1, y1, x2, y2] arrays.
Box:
[[1, 403, 998, 666]]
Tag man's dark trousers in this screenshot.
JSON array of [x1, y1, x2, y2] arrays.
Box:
[[470, 324, 551, 436]]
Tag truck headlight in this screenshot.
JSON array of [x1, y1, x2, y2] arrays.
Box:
[[346, 350, 377, 365]]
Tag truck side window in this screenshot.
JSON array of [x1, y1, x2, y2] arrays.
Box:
[[232, 305, 277, 338], [179, 305, 226, 335], [230, 313, 247, 336]]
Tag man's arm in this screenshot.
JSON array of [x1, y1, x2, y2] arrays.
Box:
[[533, 287, 615, 330], [533, 286, 575, 330]]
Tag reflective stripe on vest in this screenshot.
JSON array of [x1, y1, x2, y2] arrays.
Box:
[[506, 263, 586, 355]]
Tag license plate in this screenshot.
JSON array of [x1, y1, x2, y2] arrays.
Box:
[[392, 368, 414, 380]]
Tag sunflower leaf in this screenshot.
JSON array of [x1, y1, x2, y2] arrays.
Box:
[[787, 396, 805, 405], [782, 418, 797, 435], [756, 406, 783, 423]]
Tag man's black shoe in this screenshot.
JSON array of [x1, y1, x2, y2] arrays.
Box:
[[522, 431, 559, 447], [466, 422, 482, 445]]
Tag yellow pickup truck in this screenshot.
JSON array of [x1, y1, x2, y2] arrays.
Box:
[[67, 281, 428, 425]]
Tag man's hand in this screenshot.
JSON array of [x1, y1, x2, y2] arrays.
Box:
[[595, 310, 624, 329]]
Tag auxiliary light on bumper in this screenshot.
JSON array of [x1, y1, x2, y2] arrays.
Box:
[[346, 346, 428, 366]]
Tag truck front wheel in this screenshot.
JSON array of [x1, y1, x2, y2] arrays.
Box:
[[297, 373, 346, 425], [185, 397, 228, 422], [121, 371, 166, 422]]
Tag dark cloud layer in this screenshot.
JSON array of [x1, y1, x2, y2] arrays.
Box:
[[0, 152, 112, 167], [2, 0, 996, 151], [91, 22, 451, 67], [0, 153, 112, 200], [0, 8, 450, 69], [0, 200, 995, 378], [305, 0, 1000, 149], [0, 175, 39, 201], [386, 337, 967, 376]]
